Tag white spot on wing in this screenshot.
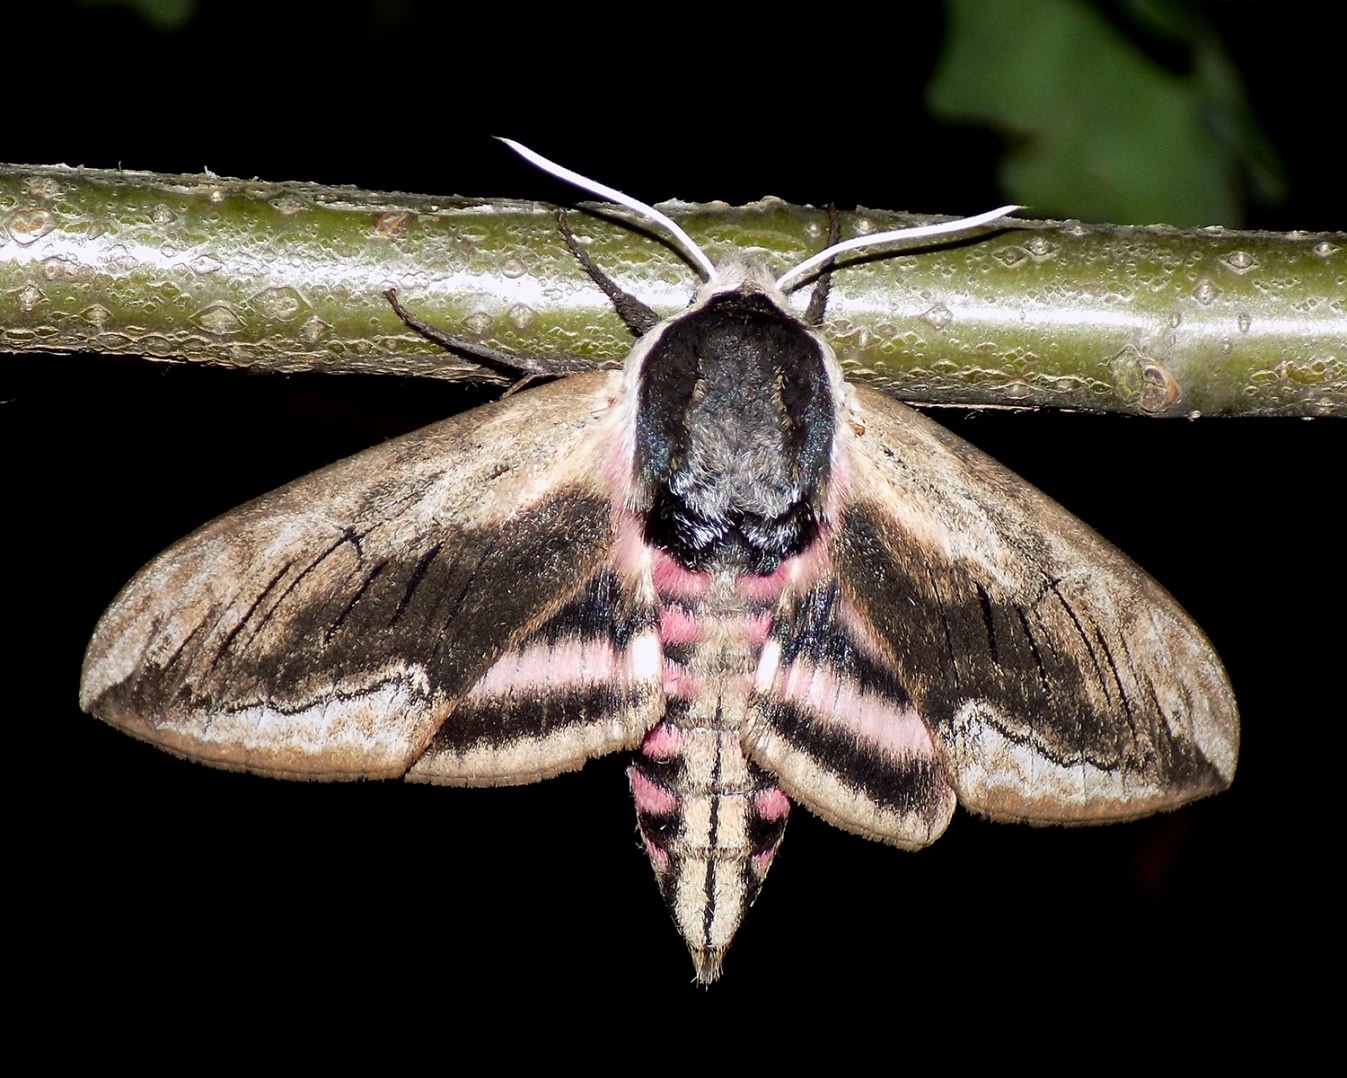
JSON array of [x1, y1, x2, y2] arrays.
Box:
[[628, 629, 662, 681], [754, 639, 781, 692]]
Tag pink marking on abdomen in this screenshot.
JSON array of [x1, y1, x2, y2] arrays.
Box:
[[662, 659, 703, 699], [745, 610, 773, 646], [652, 549, 711, 599], [641, 723, 684, 761], [658, 603, 699, 644], [753, 787, 791, 821], [751, 848, 778, 874], [735, 564, 789, 603], [778, 659, 935, 758], [628, 765, 678, 815], [735, 532, 833, 601]]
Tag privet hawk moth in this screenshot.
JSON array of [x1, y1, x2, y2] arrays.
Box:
[[81, 141, 1239, 983]]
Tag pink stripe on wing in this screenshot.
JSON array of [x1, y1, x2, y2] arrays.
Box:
[[778, 659, 935, 759], [624, 629, 663, 682], [836, 593, 892, 666], [470, 639, 620, 697]]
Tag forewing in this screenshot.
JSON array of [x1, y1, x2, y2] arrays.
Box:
[[824, 384, 1238, 828], [81, 372, 662, 783]]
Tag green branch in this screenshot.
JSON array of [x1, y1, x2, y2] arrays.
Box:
[[1, 164, 1341, 417]]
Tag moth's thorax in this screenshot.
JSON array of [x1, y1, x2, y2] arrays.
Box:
[[630, 282, 835, 574]]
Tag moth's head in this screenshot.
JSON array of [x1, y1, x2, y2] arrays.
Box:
[[690, 251, 792, 313]]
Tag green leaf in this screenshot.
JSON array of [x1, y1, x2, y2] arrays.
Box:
[[79, 0, 196, 32], [928, 0, 1281, 227]]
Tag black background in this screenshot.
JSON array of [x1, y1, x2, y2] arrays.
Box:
[[11, 0, 1339, 1047]]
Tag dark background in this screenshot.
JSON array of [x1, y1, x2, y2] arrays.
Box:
[[11, 0, 1339, 1044]]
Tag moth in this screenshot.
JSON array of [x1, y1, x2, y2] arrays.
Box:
[[81, 141, 1239, 983]]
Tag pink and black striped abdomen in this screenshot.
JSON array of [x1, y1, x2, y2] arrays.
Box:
[[627, 552, 792, 983]]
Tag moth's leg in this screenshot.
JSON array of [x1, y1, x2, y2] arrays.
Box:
[[383, 288, 596, 379], [557, 209, 661, 337], [803, 203, 841, 327]]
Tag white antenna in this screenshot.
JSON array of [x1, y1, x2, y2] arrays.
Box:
[[775, 205, 1022, 293], [498, 138, 718, 281]]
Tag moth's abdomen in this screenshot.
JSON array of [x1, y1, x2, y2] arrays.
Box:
[[629, 553, 791, 983], [629, 725, 787, 984]]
